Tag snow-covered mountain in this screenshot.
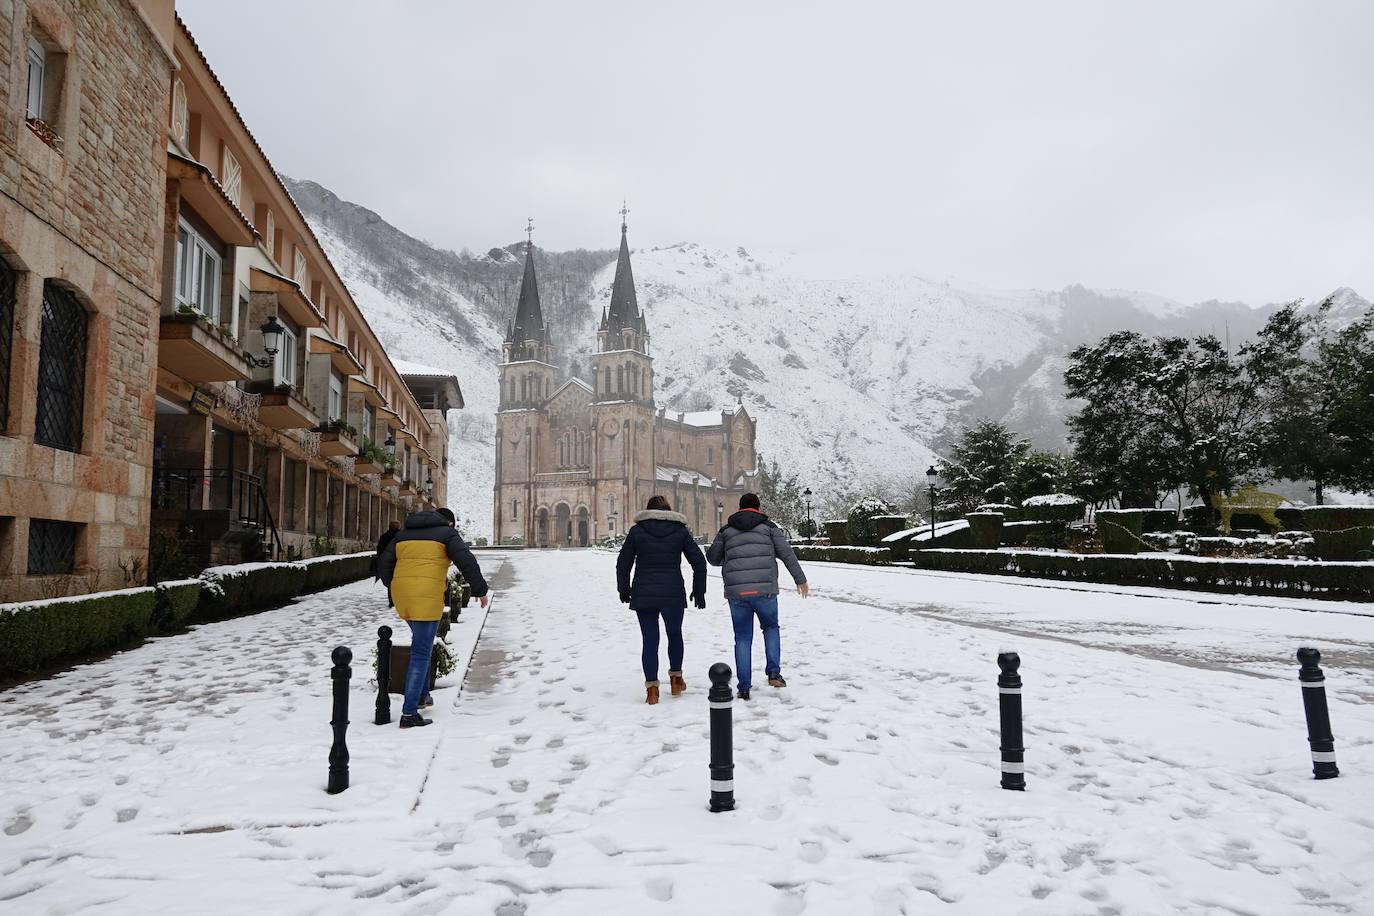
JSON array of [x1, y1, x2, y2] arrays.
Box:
[[285, 178, 1370, 534]]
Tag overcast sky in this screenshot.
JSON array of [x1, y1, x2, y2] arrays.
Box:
[[178, 0, 1373, 306]]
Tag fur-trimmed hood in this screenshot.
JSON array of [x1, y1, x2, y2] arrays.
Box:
[[634, 509, 688, 525]]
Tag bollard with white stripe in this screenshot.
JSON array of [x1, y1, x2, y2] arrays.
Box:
[[708, 662, 736, 812], [1297, 647, 1339, 779], [997, 651, 1025, 791]]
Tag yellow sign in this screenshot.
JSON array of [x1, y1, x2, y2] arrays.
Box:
[[189, 388, 217, 416]]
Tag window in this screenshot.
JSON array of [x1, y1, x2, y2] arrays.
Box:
[[0, 258, 15, 431], [362, 402, 375, 442], [34, 282, 87, 452], [328, 372, 344, 421], [707, 447, 714, 465], [27, 519, 79, 575], [512, 499, 518, 520], [174, 218, 221, 320], [273, 318, 298, 388], [26, 38, 45, 121], [265, 210, 277, 261]]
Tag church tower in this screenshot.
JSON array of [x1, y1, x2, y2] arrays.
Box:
[[494, 221, 560, 543], [590, 208, 657, 534]]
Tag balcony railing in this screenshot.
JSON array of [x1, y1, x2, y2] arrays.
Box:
[[152, 467, 284, 559]]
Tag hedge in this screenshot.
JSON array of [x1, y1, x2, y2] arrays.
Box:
[[908, 549, 1374, 600], [0, 553, 376, 680], [0, 587, 159, 677], [301, 552, 373, 593], [197, 562, 309, 621], [794, 545, 892, 566]]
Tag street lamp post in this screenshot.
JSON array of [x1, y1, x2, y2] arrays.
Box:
[[926, 465, 939, 541], [716, 501, 724, 530], [802, 487, 813, 538]]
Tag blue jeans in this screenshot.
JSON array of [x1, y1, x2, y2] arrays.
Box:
[[403, 619, 439, 716], [728, 595, 780, 692], [636, 607, 685, 683]]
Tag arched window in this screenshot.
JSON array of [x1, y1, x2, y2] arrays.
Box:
[[512, 499, 518, 520], [707, 447, 714, 465], [559, 437, 566, 467], [34, 281, 88, 452], [520, 376, 527, 401], [616, 365, 624, 393], [0, 257, 16, 431]]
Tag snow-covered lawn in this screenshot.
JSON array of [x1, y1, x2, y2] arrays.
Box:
[[3, 552, 1374, 914]]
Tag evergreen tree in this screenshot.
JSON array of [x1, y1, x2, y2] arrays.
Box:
[[1263, 302, 1374, 502], [1065, 308, 1305, 507], [755, 453, 806, 531], [1007, 451, 1088, 505], [936, 419, 1031, 514]]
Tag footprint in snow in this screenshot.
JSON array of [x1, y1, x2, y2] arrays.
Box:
[[645, 878, 673, 902]]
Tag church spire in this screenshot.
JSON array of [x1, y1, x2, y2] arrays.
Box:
[[606, 203, 642, 334], [507, 218, 548, 360]]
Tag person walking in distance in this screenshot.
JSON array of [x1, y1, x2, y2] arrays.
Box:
[[379, 507, 490, 728], [617, 496, 707, 704], [706, 492, 808, 700]]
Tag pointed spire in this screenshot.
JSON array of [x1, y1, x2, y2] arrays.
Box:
[[509, 219, 546, 353], [606, 209, 640, 332]]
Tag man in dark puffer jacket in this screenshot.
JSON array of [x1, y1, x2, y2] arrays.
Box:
[[617, 496, 708, 704], [706, 492, 808, 699]]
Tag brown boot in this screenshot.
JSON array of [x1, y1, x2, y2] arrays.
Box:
[[669, 672, 686, 696], [646, 681, 660, 705]]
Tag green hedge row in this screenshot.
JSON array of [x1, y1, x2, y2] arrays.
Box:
[[907, 549, 1374, 600], [0, 553, 375, 679], [794, 545, 893, 566]]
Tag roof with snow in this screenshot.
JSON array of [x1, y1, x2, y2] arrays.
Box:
[[655, 465, 718, 488], [662, 404, 753, 428], [393, 359, 464, 411]]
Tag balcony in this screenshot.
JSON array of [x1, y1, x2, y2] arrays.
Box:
[[399, 479, 417, 497], [158, 315, 253, 383], [255, 387, 318, 430], [379, 467, 401, 487], [317, 428, 357, 458], [354, 457, 384, 474]]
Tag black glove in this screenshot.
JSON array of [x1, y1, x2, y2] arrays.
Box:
[[692, 593, 706, 609], [620, 592, 631, 605]]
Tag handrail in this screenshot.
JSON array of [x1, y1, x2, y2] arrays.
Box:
[[152, 467, 283, 559]]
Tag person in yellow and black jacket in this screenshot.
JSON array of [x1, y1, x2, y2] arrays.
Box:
[[379, 507, 490, 728]]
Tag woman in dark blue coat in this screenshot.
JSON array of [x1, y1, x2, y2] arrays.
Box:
[[617, 496, 708, 704]]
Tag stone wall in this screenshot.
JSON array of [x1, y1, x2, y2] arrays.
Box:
[[0, 1, 171, 601]]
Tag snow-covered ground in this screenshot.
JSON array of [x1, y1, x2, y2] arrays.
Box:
[[4, 553, 1374, 914]]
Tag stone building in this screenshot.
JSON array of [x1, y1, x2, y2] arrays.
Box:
[[0, 5, 463, 600], [493, 219, 757, 546], [0, 0, 175, 601]]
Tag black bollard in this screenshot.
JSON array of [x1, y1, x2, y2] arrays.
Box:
[[1297, 647, 1339, 779], [997, 652, 1025, 791], [708, 662, 735, 812], [375, 626, 392, 725], [327, 645, 352, 795]]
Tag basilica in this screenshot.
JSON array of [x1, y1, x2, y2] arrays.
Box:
[[493, 218, 757, 546]]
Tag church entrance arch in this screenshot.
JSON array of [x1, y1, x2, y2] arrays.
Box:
[[554, 503, 572, 547], [536, 508, 549, 548], [575, 507, 590, 547]]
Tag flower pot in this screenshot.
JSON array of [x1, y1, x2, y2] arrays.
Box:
[[965, 512, 1004, 550], [387, 643, 439, 695]]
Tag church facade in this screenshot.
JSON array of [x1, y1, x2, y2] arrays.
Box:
[[493, 220, 757, 546]]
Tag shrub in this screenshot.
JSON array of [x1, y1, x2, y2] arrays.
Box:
[[793, 545, 892, 566], [1021, 494, 1085, 523], [0, 587, 159, 677], [151, 578, 202, 633], [1297, 507, 1374, 561], [977, 503, 1021, 522], [909, 550, 1374, 599], [1097, 509, 1145, 554], [1001, 520, 1060, 548], [846, 498, 894, 545], [301, 553, 372, 593], [197, 562, 308, 621], [824, 521, 849, 546], [965, 512, 1004, 549], [1140, 509, 1180, 533]]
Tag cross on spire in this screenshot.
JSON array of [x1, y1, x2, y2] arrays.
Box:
[[619, 201, 630, 232], [525, 217, 535, 249]]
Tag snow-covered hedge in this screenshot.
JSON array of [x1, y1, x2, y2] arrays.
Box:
[[1021, 494, 1085, 523], [198, 561, 308, 621], [909, 550, 1374, 600], [794, 545, 892, 566], [0, 587, 159, 677], [301, 552, 373, 593]]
